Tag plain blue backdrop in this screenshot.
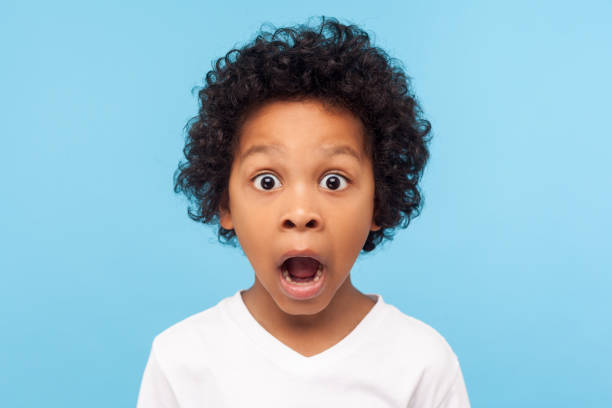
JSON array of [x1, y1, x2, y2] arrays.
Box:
[[1, 0, 610, 406]]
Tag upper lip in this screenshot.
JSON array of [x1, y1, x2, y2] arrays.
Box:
[[277, 249, 326, 268]]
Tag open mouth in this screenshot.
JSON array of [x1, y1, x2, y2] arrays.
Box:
[[280, 257, 323, 285], [277, 253, 327, 300]]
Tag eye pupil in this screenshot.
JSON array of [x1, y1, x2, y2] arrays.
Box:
[[261, 176, 275, 190], [326, 176, 340, 190]]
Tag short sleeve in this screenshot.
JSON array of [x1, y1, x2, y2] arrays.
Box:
[[136, 340, 180, 408], [435, 363, 471, 408]]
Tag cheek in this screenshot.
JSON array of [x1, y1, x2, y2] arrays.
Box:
[[230, 199, 274, 262], [232, 207, 269, 246], [329, 198, 374, 245]]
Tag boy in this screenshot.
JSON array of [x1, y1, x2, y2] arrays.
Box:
[[137, 17, 470, 407]]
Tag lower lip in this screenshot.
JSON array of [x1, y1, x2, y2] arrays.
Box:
[[278, 266, 326, 300]]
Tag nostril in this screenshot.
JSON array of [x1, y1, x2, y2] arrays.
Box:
[[282, 219, 318, 229]]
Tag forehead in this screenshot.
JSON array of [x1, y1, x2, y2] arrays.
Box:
[[236, 99, 368, 156]]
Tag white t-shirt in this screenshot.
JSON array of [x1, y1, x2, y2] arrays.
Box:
[[137, 290, 470, 407]]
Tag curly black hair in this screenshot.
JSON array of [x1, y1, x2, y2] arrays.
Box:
[[174, 16, 431, 252]]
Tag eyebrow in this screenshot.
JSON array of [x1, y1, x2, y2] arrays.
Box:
[[240, 144, 362, 162], [239, 144, 285, 161], [321, 145, 362, 162]]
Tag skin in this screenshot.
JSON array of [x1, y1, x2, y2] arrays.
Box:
[[219, 99, 380, 357]]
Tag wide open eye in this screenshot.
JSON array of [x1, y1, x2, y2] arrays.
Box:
[[252, 173, 282, 191], [320, 174, 348, 191]]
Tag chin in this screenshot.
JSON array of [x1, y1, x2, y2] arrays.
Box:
[[275, 293, 331, 316]]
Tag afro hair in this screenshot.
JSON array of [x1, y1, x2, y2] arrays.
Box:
[[174, 16, 432, 252]]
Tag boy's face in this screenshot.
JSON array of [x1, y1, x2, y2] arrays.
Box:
[[220, 99, 379, 317]]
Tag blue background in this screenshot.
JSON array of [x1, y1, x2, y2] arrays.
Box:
[[2, 1, 611, 406]]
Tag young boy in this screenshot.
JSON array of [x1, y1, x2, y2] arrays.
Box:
[[137, 17, 470, 407]]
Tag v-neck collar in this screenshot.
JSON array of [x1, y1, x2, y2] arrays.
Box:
[[222, 289, 387, 374]]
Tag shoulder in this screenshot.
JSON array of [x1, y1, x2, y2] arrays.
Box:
[[375, 301, 467, 405], [379, 301, 460, 373], [150, 296, 232, 369]]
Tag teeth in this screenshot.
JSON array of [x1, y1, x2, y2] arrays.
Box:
[[282, 266, 323, 285]]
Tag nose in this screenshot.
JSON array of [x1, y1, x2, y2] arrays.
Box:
[[280, 191, 323, 232], [281, 212, 322, 230]]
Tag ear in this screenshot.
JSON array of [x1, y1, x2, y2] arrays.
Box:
[[370, 209, 381, 231], [217, 189, 234, 230], [219, 206, 233, 230], [370, 201, 380, 231]]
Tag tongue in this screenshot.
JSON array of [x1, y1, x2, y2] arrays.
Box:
[[284, 257, 319, 278]]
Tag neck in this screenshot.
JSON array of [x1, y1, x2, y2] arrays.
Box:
[[241, 274, 373, 335]]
